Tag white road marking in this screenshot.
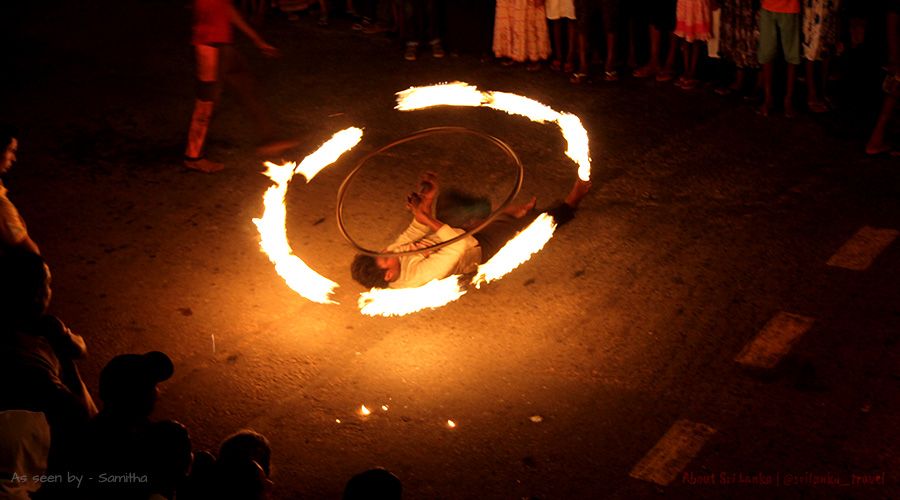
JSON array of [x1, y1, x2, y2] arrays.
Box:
[[629, 419, 717, 486], [827, 226, 898, 271], [735, 312, 815, 369]]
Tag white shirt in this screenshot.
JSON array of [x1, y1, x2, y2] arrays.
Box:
[[387, 219, 482, 289]]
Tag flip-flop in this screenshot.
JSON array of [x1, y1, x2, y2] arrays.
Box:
[[570, 72, 588, 84], [632, 66, 657, 78], [655, 71, 675, 82]]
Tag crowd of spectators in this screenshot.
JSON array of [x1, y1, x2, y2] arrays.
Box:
[[0, 130, 402, 499], [253, 0, 899, 146], [2, 1, 899, 498]]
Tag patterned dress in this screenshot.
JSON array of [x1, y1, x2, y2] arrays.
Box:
[[674, 0, 712, 42], [719, 0, 760, 68], [493, 0, 552, 62], [803, 0, 840, 61]]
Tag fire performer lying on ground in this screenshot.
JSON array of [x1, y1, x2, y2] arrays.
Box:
[[351, 172, 591, 289]]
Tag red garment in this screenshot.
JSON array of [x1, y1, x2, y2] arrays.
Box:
[[193, 0, 233, 46], [761, 0, 800, 14]]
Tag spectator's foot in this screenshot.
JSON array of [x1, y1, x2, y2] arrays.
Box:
[[430, 40, 445, 58], [784, 99, 797, 118], [757, 102, 772, 117], [655, 70, 675, 82], [564, 61, 575, 73], [500, 58, 515, 66], [362, 23, 387, 34], [714, 81, 741, 96], [184, 157, 224, 173], [633, 65, 657, 78], [603, 70, 619, 82], [807, 100, 828, 113], [404, 45, 417, 61], [526, 62, 541, 72], [318, 16, 328, 26], [677, 78, 698, 90], [569, 72, 588, 84], [565, 179, 592, 208], [550, 59, 562, 71]]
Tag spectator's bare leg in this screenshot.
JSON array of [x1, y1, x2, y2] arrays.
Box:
[[784, 63, 797, 117]]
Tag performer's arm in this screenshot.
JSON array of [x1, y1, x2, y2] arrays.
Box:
[[229, 4, 279, 57]]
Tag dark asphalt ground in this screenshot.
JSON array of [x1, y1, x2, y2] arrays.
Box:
[[3, 1, 899, 498]]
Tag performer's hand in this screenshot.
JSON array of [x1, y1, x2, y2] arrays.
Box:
[[418, 171, 439, 208], [257, 41, 281, 58]]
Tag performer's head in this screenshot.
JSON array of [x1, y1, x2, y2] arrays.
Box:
[[351, 254, 400, 288], [1, 124, 18, 175]]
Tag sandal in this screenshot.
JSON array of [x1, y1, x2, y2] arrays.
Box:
[[633, 66, 657, 78], [570, 72, 588, 84], [655, 71, 675, 82], [679, 78, 698, 90]]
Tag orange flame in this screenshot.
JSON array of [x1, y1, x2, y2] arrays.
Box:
[[358, 276, 467, 317], [253, 128, 363, 304], [471, 213, 558, 288]]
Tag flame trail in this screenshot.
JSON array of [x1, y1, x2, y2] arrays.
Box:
[[557, 113, 591, 182], [485, 91, 561, 123], [395, 82, 485, 111], [395, 83, 591, 181], [358, 276, 467, 317], [253, 128, 363, 304], [471, 213, 558, 288]]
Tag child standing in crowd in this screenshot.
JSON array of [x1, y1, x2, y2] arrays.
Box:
[[673, 0, 712, 89], [493, 0, 552, 70], [803, 0, 841, 112], [758, 0, 802, 116], [717, 0, 760, 96], [633, 0, 679, 81], [546, 0, 576, 73], [598, 0, 623, 81]]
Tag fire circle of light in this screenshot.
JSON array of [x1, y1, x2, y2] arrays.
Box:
[[253, 82, 592, 317]]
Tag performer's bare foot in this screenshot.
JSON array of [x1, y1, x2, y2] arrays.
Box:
[[503, 196, 537, 218], [184, 157, 224, 173], [564, 179, 592, 208]]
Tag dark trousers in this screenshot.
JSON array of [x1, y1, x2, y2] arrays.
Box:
[[403, 0, 440, 44], [474, 202, 576, 262]]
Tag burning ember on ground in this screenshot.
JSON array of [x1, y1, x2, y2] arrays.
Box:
[[359, 404, 372, 416], [255, 83, 591, 316], [446, 420, 457, 429]]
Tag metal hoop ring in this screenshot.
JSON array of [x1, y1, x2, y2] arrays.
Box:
[[336, 126, 524, 258]]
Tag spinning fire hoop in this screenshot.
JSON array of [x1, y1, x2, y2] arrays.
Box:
[[253, 82, 593, 317], [335, 126, 524, 258]]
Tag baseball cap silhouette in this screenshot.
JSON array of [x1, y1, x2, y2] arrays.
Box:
[[99, 351, 174, 403]]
